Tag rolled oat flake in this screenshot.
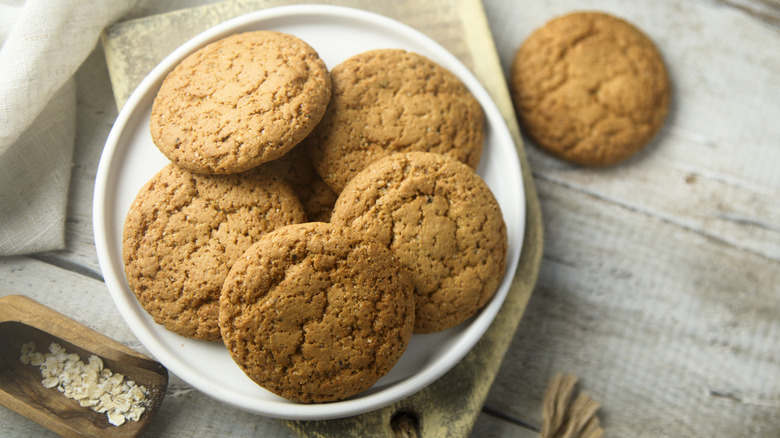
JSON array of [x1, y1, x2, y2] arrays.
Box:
[[20, 341, 150, 426]]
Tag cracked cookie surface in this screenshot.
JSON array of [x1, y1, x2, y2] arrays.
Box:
[[150, 31, 331, 174], [219, 222, 414, 403], [331, 152, 507, 333], [122, 163, 306, 341], [306, 49, 484, 193], [510, 12, 671, 166]]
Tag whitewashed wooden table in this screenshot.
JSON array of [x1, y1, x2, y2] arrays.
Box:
[[2, 0, 778, 436]]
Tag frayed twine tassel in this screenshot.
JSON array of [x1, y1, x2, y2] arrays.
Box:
[[540, 374, 604, 438]]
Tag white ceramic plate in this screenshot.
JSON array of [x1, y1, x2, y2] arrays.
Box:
[[93, 5, 525, 420]]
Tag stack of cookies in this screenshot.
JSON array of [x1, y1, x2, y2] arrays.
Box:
[[122, 30, 508, 403]]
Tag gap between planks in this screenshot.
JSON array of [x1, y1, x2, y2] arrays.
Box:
[[29, 254, 104, 283], [482, 403, 541, 433], [709, 0, 780, 27], [531, 171, 780, 264]]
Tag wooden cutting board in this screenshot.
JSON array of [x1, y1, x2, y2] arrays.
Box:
[[100, 0, 543, 436]]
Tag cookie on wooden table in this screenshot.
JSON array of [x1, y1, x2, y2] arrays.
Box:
[[219, 222, 414, 403], [510, 12, 671, 166], [331, 152, 508, 333], [150, 31, 331, 174], [306, 49, 484, 193], [122, 163, 306, 341]]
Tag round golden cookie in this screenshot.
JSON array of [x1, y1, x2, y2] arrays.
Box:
[[219, 222, 414, 403], [306, 49, 485, 193], [331, 152, 508, 333], [122, 164, 306, 341], [510, 12, 671, 166], [150, 31, 331, 174]]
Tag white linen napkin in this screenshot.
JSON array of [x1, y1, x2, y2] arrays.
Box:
[[0, 0, 133, 255]]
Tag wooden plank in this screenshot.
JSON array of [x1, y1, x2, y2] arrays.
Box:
[[484, 178, 780, 437], [0, 257, 127, 343]]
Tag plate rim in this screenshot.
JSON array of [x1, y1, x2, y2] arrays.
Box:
[[93, 3, 525, 420]]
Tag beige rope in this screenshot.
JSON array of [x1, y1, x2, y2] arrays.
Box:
[[540, 374, 604, 438]]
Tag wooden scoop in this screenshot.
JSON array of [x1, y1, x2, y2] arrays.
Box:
[[0, 295, 168, 438]]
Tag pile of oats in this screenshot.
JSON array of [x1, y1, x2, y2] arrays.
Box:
[[20, 341, 150, 426]]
